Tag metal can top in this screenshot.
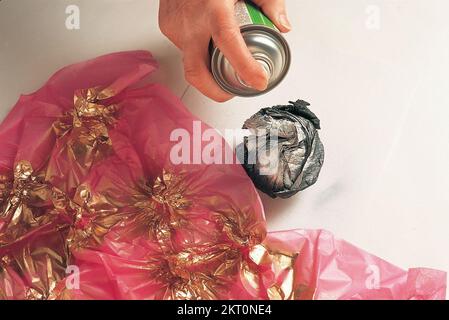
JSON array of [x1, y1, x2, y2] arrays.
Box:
[[211, 25, 291, 97]]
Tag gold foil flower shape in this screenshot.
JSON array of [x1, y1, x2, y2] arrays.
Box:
[[51, 87, 119, 164], [128, 171, 252, 300], [130, 170, 192, 242], [150, 245, 241, 300], [72, 87, 118, 133], [0, 161, 55, 244], [0, 161, 76, 300], [67, 184, 121, 250], [151, 170, 192, 210], [47, 86, 120, 192], [53, 87, 118, 139]]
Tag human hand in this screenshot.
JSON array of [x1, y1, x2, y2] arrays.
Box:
[[159, 0, 291, 102]]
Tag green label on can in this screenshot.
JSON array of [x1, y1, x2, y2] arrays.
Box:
[[235, 0, 276, 30]]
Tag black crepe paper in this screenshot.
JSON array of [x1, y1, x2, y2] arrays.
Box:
[[236, 100, 325, 199]]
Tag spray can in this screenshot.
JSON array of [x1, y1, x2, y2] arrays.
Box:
[[210, 0, 291, 97]]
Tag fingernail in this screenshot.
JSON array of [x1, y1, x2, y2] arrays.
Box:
[[254, 81, 268, 91], [254, 78, 268, 91], [237, 72, 267, 91], [246, 72, 268, 91], [278, 13, 292, 31], [245, 79, 267, 91]]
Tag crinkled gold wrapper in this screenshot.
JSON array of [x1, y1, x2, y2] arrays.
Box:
[[1, 87, 121, 299], [0, 86, 300, 300]]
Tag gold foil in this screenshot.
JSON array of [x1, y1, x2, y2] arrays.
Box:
[[240, 260, 261, 292], [1, 83, 305, 300], [67, 184, 121, 250], [1, 161, 55, 245], [0, 175, 12, 207], [48, 87, 119, 187], [1, 226, 70, 300], [0, 161, 76, 300], [248, 242, 301, 300], [151, 247, 241, 300], [1, 86, 126, 300], [16, 237, 69, 300], [123, 171, 250, 300], [151, 171, 192, 210], [167, 273, 219, 300], [129, 171, 192, 243]]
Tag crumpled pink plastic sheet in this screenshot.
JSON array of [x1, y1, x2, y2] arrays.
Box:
[[0, 50, 446, 300]]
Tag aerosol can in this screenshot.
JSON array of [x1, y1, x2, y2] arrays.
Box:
[[210, 0, 291, 97]]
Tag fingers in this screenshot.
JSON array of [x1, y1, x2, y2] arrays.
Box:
[[183, 37, 233, 103], [252, 0, 292, 33], [210, 2, 268, 91]]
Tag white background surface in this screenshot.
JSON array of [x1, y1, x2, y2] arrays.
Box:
[[1, 0, 448, 298]]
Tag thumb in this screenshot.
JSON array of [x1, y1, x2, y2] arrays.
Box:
[[251, 0, 292, 33]]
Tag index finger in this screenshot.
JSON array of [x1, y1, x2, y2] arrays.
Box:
[[210, 2, 268, 92]]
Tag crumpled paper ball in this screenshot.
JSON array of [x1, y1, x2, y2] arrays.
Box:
[[236, 100, 325, 199]]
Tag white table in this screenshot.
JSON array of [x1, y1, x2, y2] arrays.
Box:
[[1, 0, 448, 298]]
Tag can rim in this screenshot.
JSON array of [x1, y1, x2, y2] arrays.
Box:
[[211, 24, 291, 97]]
